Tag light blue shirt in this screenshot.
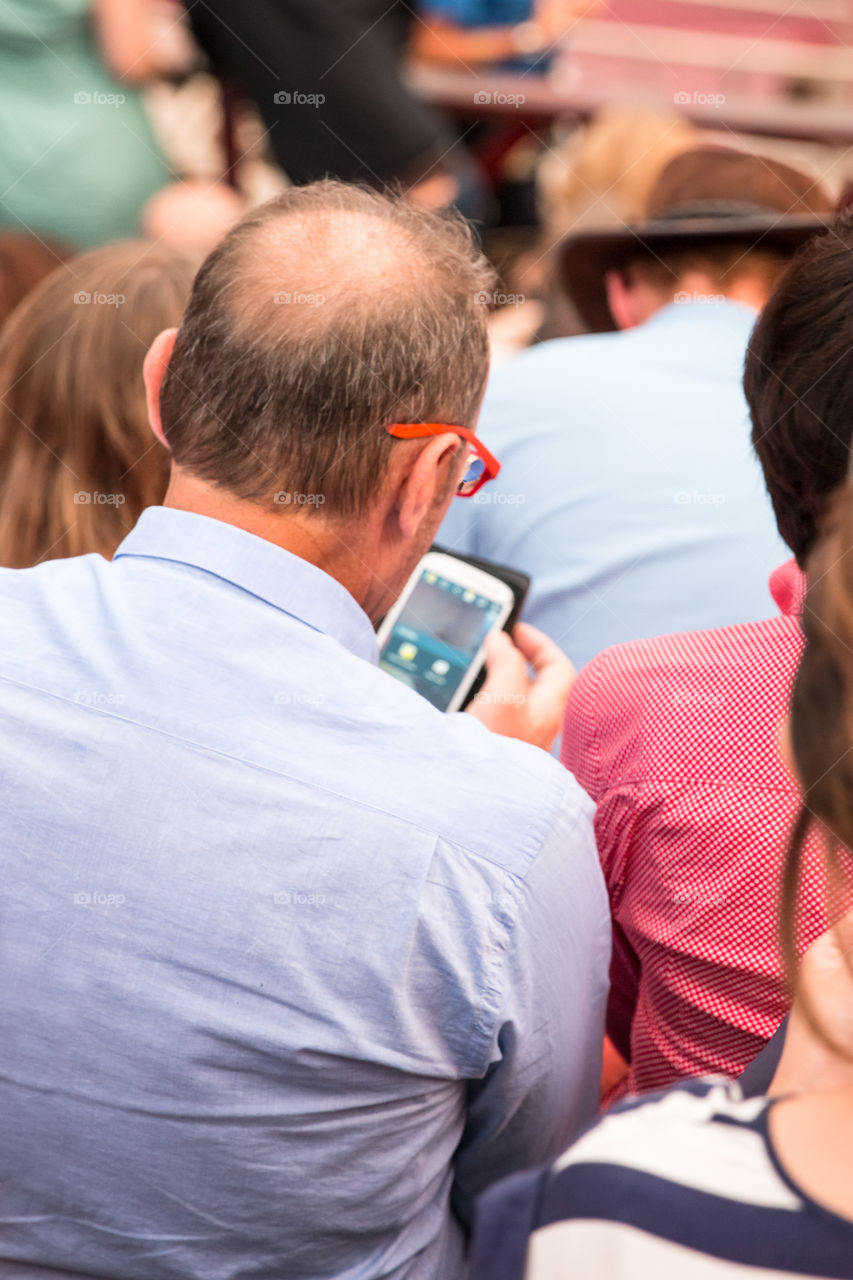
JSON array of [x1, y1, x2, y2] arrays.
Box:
[[0, 507, 610, 1280], [440, 301, 789, 671]]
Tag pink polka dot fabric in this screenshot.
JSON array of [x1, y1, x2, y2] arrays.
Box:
[[562, 560, 830, 1096]]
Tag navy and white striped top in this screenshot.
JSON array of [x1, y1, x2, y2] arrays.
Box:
[[470, 1081, 853, 1279]]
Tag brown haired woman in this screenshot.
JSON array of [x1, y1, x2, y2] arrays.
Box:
[[0, 241, 195, 567], [470, 485, 853, 1278]]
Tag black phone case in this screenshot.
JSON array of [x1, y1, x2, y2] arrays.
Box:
[[430, 544, 531, 710]]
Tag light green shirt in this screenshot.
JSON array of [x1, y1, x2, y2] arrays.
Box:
[[0, 0, 170, 247]]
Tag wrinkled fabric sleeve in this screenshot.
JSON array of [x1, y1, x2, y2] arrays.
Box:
[[451, 780, 611, 1229]]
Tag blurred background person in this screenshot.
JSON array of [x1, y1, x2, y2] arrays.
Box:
[[0, 240, 195, 566], [188, 0, 476, 215], [532, 106, 698, 340], [0, 0, 171, 247], [538, 108, 697, 244], [0, 0, 244, 253], [412, 0, 592, 73], [440, 145, 833, 672], [485, 107, 700, 359]]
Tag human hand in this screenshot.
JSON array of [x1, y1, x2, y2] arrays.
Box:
[[465, 622, 574, 751]]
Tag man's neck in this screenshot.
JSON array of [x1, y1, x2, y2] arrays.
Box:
[[667, 271, 766, 313], [161, 471, 377, 613]]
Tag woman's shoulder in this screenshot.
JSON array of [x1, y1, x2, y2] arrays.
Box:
[[472, 1080, 853, 1280]]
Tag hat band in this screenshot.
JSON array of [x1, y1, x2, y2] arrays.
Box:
[[648, 199, 795, 223]]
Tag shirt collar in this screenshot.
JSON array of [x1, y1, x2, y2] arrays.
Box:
[[114, 507, 379, 664], [643, 297, 759, 332], [769, 557, 805, 617]]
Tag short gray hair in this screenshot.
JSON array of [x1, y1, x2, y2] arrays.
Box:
[[160, 181, 497, 516]]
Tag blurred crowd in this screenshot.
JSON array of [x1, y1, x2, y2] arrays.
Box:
[[2, 3, 853, 1279]]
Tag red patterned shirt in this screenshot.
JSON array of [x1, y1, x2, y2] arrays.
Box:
[[561, 561, 827, 1095]]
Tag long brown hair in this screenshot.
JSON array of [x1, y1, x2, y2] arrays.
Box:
[[0, 231, 71, 330], [783, 484, 853, 1047], [0, 241, 196, 567]]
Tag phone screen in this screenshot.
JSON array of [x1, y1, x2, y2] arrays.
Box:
[[378, 567, 506, 711]]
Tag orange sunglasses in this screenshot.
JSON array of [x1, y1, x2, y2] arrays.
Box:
[[386, 423, 501, 497]]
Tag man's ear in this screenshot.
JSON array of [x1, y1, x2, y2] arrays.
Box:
[[396, 434, 464, 540], [604, 269, 637, 331], [143, 327, 178, 449]]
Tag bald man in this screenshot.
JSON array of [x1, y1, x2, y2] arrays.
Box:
[[0, 182, 609, 1280]]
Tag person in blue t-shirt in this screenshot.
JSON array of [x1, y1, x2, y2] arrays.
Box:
[[439, 145, 833, 672], [413, 0, 592, 72]]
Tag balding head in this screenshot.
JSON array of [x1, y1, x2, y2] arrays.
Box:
[[159, 181, 496, 517]]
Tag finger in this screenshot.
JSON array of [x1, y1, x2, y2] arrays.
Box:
[[512, 621, 574, 678], [511, 623, 575, 713], [480, 627, 526, 686]]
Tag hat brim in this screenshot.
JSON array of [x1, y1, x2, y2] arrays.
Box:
[[560, 213, 830, 333]]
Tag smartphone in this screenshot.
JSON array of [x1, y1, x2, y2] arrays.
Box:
[[377, 551, 516, 713]]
